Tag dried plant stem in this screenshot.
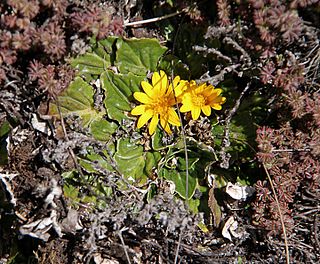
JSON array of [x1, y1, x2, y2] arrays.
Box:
[[54, 97, 69, 140], [223, 37, 251, 65], [271, 148, 310, 153], [314, 215, 320, 253], [220, 82, 251, 168], [170, 77, 189, 201], [124, 8, 188, 27], [170, 19, 189, 201], [54, 97, 86, 179], [262, 162, 290, 264], [199, 64, 240, 85], [194, 45, 232, 63], [170, 14, 189, 262], [174, 231, 183, 264], [171, 15, 189, 203], [118, 229, 132, 264], [170, 81, 188, 264]]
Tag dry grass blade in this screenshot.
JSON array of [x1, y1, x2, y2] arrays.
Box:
[[124, 8, 188, 27], [262, 163, 290, 264]]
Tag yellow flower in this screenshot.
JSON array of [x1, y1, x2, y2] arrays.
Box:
[[131, 70, 185, 135], [179, 81, 226, 120]]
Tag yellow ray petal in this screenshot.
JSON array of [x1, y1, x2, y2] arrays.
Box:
[[137, 110, 153, 128], [201, 105, 211, 116], [160, 115, 169, 130], [131, 104, 147, 115], [168, 108, 181, 126], [191, 107, 201, 120], [152, 71, 161, 87], [207, 89, 222, 100], [173, 80, 188, 98], [208, 91, 225, 102], [211, 104, 223, 110], [141, 81, 154, 98], [163, 122, 172, 134], [149, 114, 159, 135], [172, 76, 180, 88], [196, 83, 206, 93], [209, 96, 226, 105], [152, 71, 167, 96], [213, 88, 223, 96], [180, 103, 192, 113], [167, 77, 181, 96], [159, 71, 168, 95], [134, 92, 152, 104], [203, 87, 215, 97]]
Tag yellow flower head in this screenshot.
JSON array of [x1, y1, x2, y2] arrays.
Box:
[[179, 81, 226, 120], [131, 70, 185, 135]]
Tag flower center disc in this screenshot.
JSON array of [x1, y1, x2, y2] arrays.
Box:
[[153, 98, 169, 115], [193, 95, 206, 107]]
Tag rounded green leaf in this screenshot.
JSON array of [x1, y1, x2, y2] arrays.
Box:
[[114, 138, 161, 186], [49, 77, 117, 142], [71, 53, 110, 76], [100, 70, 145, 122], [159, 166, 197, 200], [70, 37, 117, 76], [49, 77, 105, 127], [116, 38, 167, 75], [90, 119, 118, 141]]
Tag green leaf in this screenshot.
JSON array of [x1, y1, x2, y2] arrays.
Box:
[[49, 77, 118, 141], [159, 153, 202, 199], [71, 53, 109, 76], [90, 119, 118, 141], [63, 184, 98, 207], [187, 198, 200, 214], [62, 170, 108, 208], [159, 143, 214, 200], [0, 120, 10, 165], [0, 120, 10, 138], [116, 38, 167, 75], [49, 77, 104, 127], [70, 37, 117, 76], [144, 151, 161, 177], [147, 183, 157, 202], [63, 184, 80, 201], [151, 128, 175, 150], [166, 0, 174, 7], [94, 37, 117, 61], [177, 155, 200, 171], [197, 221, 209, 233], [61, 170, 78, 180], [100, 70, 145, 122], [212, 103, 258, 165], [79, 149, 114, 173], [70, 37, 167, 77], [159, 165, 197, 200], [114, 138, 161, 186]]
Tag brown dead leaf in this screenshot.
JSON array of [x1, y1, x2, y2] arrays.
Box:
[[208, 187, 222, 228]]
